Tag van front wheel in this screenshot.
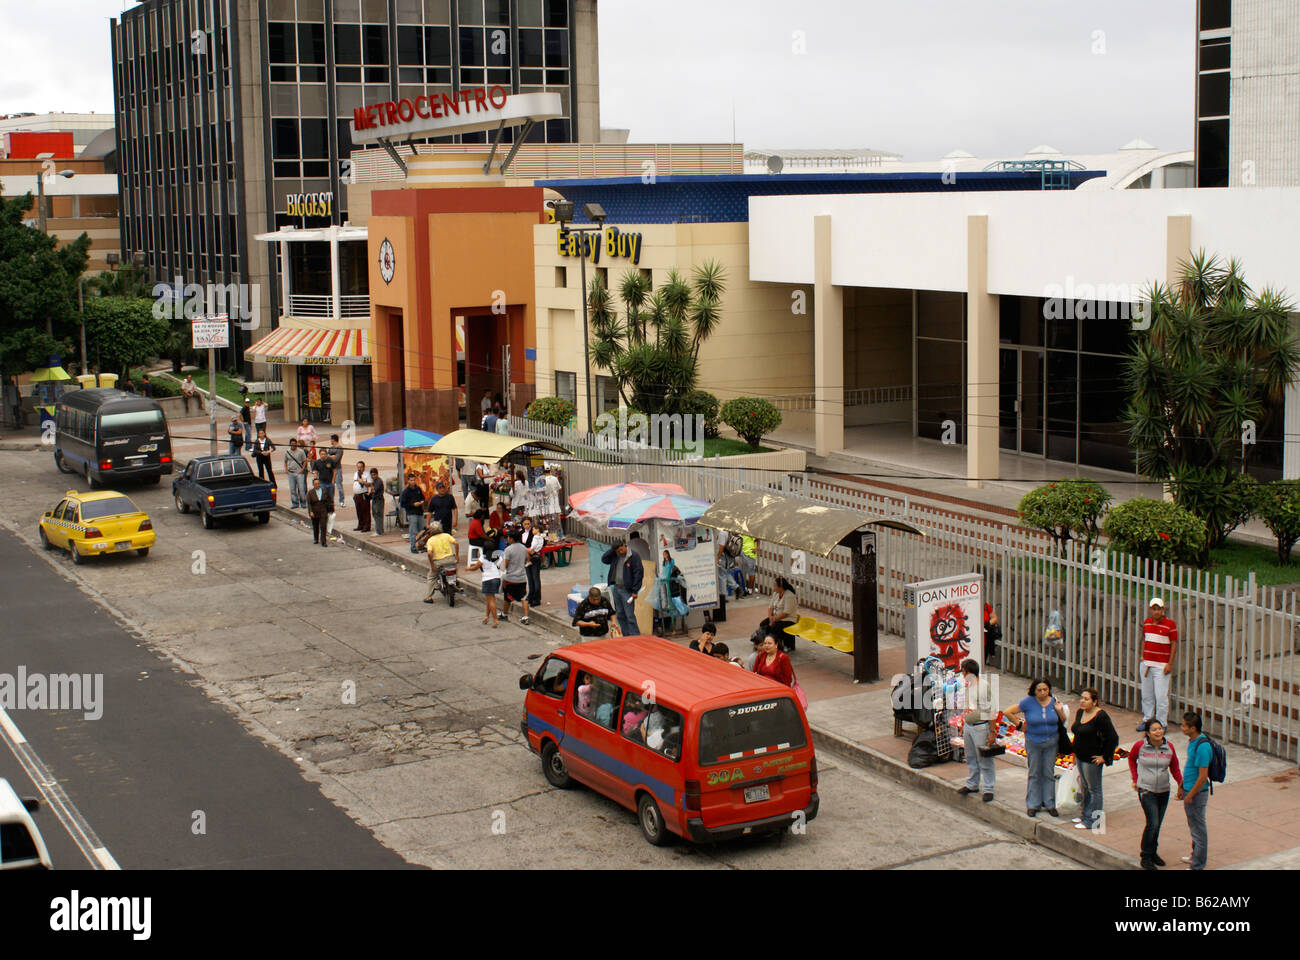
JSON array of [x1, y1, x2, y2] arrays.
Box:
[[541, 741, 572, 789], [637, 793, 671, 847]]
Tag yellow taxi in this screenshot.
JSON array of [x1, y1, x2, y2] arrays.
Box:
[[38, 490, 155, 563]]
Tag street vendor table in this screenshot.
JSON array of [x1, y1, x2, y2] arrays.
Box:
[[540, 538, 583, 568]]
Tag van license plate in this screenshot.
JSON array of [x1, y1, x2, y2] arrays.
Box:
[[744, 784, 770, 803]]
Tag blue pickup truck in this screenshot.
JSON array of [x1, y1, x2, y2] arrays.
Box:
[[173, 455, 277, 529]]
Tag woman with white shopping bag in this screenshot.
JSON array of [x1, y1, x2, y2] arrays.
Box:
[[751, 631, 808, 709], [1004, 678, 1069, 819]]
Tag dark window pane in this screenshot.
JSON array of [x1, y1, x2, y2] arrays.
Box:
[[545, 117, 569, 142], [544, 28, 568, 66], [363, 24, 388, 64], [300, 65, 325, 82], [918, 290, 965, 341], [297, 23, 325, 64], [334, 24, 361, 64], [1200, 0, 1230, 30], [272, 118, 299, 158], [300, 119, 328, 157], [337, 118, 355, 153], [424, 26, 451, 63], [1199, 38, 1229, 70], [1197, 118, 1229, 187], [268, 22, 295, 63], [1245, 399, 1283, 481], [1081, 310, 1132, 356], [999, 296, 1041, 346], [271, 64, 295, 82], [398, 25, 422, 64], [364, 67, 389, 82], [520, 68, 543, 84], [460, 67, 484, 84], [1199, 71, 1229, 117], [544, 0, 568, 27], [426, 66, 451, 83], [917, 339, 964, 444], [1078, 354, 1132, 472], [459, 27, 484, 65], [1046, 350, 1077, 463], [1046, 306, 1077, 350], [545, 68, 568, 85], [336, 66, 361, 82], [519, 29, 543, 67], [484, 0, 510, 25]]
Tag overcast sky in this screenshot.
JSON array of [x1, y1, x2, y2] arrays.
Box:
[[2, 0, 1196, 159]]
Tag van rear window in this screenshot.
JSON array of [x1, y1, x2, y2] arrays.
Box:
[[1, 822, 39, 864], [698, 698, 807, 766], [100, 409, 165, 436]]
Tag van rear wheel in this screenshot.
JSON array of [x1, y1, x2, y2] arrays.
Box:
[[541, 741, 572, 789], [637, 793, 671, 846]]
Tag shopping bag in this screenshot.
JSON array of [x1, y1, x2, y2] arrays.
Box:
[[671, 597, 690, 617], [1055, 766, 1083, 815], [791, 679, 809, 710], [326, 512, 335, 536], [1043, 609, 1064, 646]]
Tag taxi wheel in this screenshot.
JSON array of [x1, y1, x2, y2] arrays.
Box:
[[541, 741, 572, 789], [39, 527, 52, 551], [637, 793, 671, 847], [69, 543, 84, 565], [136, 547, 150, 558], [175, 494, 190, 514]]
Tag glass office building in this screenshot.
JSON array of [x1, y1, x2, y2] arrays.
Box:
[[111, 0, 598, 366]]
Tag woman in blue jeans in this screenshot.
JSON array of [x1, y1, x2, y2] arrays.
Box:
[[1070, 687, 1119, 830], [1127, 718, 1181, 870], [1004, 678, 1069, 818]]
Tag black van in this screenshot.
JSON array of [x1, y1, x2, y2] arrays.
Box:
[[54, 388, 173, 486]]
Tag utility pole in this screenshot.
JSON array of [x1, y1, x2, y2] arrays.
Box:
[[553, 201, 607, 433]]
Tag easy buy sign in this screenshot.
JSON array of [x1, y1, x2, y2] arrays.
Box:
[[558, 226, 644, 265]]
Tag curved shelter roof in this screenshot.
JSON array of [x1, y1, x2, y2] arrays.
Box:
[[409, 428, 570, 462], [698, 489, 923, 557]]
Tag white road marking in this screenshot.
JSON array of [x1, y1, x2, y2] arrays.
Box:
[[0, 704, 121, 870]]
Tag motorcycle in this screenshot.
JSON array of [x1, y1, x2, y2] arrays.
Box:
[[438, 564, 460, 607]]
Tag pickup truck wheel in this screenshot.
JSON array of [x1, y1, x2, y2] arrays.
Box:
[[541, 741, 572, 789], [175, 493, 190, 514], [256, 511, 270, 524], [637, 793, 671, 847], [136, 547, 150, 558], [201, 509, 214, 530]]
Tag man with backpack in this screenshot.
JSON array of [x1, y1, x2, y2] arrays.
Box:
[[1178, 711, 1224, 871]]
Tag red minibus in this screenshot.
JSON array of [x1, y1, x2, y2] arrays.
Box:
[[519, 636, 819, 845]]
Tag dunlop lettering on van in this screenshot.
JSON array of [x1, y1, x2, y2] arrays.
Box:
[[728, 701, 779, 718]]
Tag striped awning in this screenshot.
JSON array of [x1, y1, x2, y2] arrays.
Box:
[[245, 326, 371, 365]]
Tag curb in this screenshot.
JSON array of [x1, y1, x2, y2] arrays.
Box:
[[809, 726, 1139, 871], [0, 440, 45, 451]]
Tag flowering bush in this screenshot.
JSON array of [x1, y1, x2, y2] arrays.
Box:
[[1104, 498, 1207, 566], [720, 396, 782, 451], [1017, 480, 1113, 558], [526, 395, 575, 427]]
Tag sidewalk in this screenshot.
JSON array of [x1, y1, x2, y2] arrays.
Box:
[[175, 422, 1300, 870]]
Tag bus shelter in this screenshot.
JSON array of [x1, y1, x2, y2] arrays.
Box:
[[698, 489, 924, 683]]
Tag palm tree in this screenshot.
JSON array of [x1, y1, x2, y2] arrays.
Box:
[[587, 260, 726, 414], [1123, 251, 1300, 560]]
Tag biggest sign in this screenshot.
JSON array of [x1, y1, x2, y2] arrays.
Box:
[[191, 316, 229, 349]]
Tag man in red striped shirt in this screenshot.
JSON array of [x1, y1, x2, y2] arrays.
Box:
[[1138, 597, 1178, 732]]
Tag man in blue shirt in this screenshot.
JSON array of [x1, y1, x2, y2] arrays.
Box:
[[1178, 711, 1213, 870]]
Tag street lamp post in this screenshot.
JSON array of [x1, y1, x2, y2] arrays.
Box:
[[34, 155, 76, 337], [554, 201, 607, 433]]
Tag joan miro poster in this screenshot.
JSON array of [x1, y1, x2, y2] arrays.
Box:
[[903, 573, 984, 669]]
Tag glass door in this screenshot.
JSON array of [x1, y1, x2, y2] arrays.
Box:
[[998, 347, 1046, 456], [999, 349, 1018, 450]]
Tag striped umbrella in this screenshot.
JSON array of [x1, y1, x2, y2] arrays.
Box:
[[566, 481, 687, 524], [606, 493, 713, 530], [358, 429, 444, 451]]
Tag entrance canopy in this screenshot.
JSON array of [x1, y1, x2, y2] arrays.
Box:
[[246, 327, 371, 365], [410, 428, 569, 462], [698, 489, 923, 557]]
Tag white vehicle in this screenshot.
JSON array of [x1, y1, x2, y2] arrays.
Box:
[[0, 779, 51, 870]]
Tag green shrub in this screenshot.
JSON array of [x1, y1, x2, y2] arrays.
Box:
[[145, 375, 180, 398], [1104, 498, 1207, 566], [679, 390, 720, 439], [1253, 481, 1300, 565], [1169, 466, 1256, 561], [1017, 480, 1113, 558], [720, 396, 782, 451], [526, 396, 575, 427]]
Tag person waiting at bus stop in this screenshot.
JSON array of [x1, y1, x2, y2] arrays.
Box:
[[602, 534, 644, 637]]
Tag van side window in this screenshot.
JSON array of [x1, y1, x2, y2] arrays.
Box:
[[535, 657, 570, 700], [573, 672, 622, 731], [620, 691, 683, 761]]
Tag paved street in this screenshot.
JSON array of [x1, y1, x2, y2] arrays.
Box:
[[0, 446, 1078, 869]]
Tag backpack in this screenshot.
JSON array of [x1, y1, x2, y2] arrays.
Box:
[[1198, 734, 1227, 789], [724, 536, 742, 559]]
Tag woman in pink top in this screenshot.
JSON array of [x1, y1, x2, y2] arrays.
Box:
[[751, 633, 794, 687], [296, 418, 317, 446]]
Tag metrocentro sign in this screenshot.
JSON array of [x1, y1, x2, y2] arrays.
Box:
[[350, 87, 563, 144]]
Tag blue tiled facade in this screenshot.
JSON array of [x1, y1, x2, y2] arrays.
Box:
[[535, 171, 1106, 225]]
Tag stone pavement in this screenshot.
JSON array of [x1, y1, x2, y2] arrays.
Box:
[[169, 415, 1300, 870]]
